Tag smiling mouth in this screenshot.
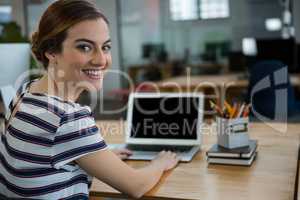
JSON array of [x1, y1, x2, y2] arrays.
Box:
[[81, 69, 102, 80]]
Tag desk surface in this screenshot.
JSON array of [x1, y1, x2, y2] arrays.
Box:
[[90, 121, 300, 200], [155, 73, 300, 90]]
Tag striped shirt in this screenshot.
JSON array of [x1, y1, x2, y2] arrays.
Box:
[[0, 82, 107, 199]]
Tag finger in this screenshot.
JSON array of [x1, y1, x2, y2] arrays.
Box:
[[119, 152, 132, 157], [118, 154, 130, 160], [159, 150, 166, 155], [121, 149, 133, 155]]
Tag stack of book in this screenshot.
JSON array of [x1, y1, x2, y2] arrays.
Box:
[[206, 140, 258, 166]]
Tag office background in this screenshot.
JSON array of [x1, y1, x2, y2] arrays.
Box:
[[0, 0, 300, 120], [1, 1, 300, 199]]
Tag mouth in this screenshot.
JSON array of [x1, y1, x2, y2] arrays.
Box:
[[81, 69, 102, 80]]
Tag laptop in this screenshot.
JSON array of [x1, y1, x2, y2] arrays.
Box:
[[111, 92, 204, 162]]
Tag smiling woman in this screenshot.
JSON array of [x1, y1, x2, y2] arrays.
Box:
[[30, 0, 111, 94], [0, 0, 179, 199]]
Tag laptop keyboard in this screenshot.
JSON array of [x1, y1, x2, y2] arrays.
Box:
[[125, 144, 193, 153]]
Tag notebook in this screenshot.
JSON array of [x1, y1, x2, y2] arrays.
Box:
[[206, 140, 258, 159], [207, 152, 257, 166]]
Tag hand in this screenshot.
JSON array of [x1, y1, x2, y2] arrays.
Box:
[[152, 151, 180, 171], [112, 148, 133, 160]]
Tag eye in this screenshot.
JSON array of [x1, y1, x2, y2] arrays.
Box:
[[102, 44, 111, 53], [77, 44, 92, 53]]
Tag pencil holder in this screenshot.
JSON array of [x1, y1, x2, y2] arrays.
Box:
[[216, 117, 250, 149]]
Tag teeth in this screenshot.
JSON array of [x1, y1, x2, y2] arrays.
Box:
[[83, 69, 101, 76]]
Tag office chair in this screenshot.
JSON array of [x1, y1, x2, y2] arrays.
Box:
[[247, 60, 300, 121]]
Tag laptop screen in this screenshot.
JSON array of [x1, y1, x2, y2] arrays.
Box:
[[130, 97, 199, 139]]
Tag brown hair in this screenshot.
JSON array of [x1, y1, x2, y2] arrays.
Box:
[[31, 0, 109, 69]]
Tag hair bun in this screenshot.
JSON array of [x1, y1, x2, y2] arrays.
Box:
[[31, 31, 42, 61], [31, 31, 39, 47]]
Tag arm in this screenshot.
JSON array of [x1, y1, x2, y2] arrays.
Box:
[[76, 149, 178, 199]]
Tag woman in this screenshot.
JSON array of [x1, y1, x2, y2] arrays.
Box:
[[0, 0, 179, 199]]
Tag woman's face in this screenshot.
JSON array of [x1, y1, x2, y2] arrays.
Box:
[[51, 18, 112, 91]]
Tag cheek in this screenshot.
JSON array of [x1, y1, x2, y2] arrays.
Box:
[[66, 51, 88, 66], [106, 54, 112, 67], [62, 52, 89, 75]]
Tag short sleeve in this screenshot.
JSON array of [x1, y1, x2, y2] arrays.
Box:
[[51, 108, 107, 169]]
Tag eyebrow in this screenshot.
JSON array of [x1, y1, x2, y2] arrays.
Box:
[[75, 38, 111, 45]]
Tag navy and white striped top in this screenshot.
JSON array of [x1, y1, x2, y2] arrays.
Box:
[[0, 82, 107, 199]]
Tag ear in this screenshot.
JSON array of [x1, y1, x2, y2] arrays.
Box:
[[45, 52, 57, 64]]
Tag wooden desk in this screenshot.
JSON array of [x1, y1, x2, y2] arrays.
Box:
[[90, 120, 300, 200]]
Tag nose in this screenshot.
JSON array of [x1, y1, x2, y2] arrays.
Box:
[[91, 49, 107, 69]]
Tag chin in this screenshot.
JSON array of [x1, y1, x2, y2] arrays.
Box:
[[78, 72, 104, 91], [93, 82, 103, 91], [87, 79, 103, 91]]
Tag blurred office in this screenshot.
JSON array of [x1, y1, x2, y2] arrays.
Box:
[[0, 0, 300, 121]]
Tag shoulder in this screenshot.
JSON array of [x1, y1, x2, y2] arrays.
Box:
[[21, 93, 71, 118], [19, 93, 96, 133], [59, 102, 92, 126]]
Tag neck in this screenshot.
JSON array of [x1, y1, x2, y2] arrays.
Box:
[[30, 74, 84, 102]]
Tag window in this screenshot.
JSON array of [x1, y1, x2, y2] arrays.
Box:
[[170, 0, 198, 21], [0, 6, 12, 23], [170, 0, 229, 21], [200, 0, 229, 19]]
